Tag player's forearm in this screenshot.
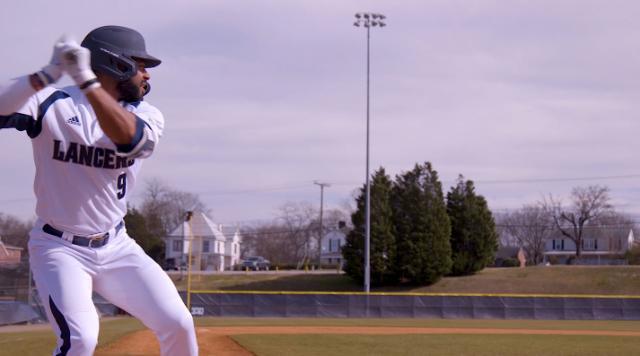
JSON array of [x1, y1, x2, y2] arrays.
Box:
[[85, 88, 137, 145], [0, 76, 37, 115]]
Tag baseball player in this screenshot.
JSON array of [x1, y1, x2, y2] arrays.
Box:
[[0, 26, 198, 355]]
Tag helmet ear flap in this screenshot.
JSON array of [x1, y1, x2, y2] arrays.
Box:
[[92, 48, 137, 81]]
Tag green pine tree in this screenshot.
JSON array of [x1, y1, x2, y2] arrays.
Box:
[[391, 162, 452, 285], [124, 207, 165, 262], [343, 168, 396, 286], [446, 175, 499, 276]]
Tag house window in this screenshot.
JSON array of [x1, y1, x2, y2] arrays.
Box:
[[583, 239, 596, 251], [552, 239, 564, 251], [234, 244, 238, 254], [330, 239, 340, 252], [203, 240, 210, 253], [173, 240, 183, 252]]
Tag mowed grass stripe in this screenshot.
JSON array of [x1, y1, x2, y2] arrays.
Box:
[[232, 334, 640, 356]]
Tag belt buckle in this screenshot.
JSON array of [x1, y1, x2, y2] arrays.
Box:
[[87, 232, 108, 248]]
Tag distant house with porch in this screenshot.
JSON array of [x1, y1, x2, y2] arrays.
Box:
[[0, 236, 22, 267], [163, 211, 242, 271], [543, 229, 636, 265]]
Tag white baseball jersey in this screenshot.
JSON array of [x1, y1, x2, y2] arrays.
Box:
[[2, 75, 198, 355], [0, 77, 163, 235]]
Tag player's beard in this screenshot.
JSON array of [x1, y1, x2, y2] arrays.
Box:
[[117, 79, 148, 102]]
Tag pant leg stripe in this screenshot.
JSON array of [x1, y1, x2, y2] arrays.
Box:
[[49, 296, 71, 356]]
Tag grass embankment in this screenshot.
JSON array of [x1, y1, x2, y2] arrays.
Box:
[[171, 266, 640, 295]]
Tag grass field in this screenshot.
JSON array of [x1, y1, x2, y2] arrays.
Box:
[[0, 318, 145, 356], [4, 266, 640, 355], [3, 317, 640, 356], [171, 266, 640, 295], [233, 334, 640, 356]]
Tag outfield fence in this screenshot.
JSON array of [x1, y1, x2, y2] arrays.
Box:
[[186, 291, 640, 320], [4, 290, 640, 326]]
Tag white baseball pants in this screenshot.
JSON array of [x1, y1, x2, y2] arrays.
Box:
[[28, 220, 198, 356]]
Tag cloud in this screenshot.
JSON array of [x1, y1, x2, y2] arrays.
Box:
[[3, 0, 640, 225]]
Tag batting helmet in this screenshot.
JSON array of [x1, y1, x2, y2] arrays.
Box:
[[81, 26, 161, 82]]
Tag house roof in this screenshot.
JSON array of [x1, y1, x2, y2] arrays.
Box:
[[221, 227, 242, 243], [167, 211, 226, 242]]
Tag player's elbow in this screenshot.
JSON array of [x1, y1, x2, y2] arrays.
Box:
[[115, 118, 156, 159]]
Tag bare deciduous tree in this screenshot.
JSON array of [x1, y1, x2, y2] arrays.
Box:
[[542, 185, 612, 259], [277, 201, 318, 266], [140, 178, 208, 236], [499, 205, 553, 265], [588, 212, 636, 251], [0, 213, 31, 252]]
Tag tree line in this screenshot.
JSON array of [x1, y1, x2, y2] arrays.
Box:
[[342, 162, 498, 287], [496, 185, 636, 265]]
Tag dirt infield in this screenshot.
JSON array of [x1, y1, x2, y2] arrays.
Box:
[[93, 326, 640, 355]]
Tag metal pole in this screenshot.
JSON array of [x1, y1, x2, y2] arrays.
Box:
[[364, 24, 371, 294], [314, 181, 330, 268], [27, 265, 32, 306], [354, 11, 385, 294]]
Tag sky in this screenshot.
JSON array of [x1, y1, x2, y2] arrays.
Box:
[[2, 0, 640, 227]]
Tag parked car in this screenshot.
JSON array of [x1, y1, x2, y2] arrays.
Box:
[[162, 258, 179, 271], [242, 256, 271, 271], [162, 258, 187, 271]]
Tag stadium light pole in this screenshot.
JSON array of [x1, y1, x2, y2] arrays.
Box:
[[314, 181, 331, 268], [354, 12, 386, 293]]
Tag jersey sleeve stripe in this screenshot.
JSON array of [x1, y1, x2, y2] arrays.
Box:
[[27, 90, 70, 138], [0, 112, 36, 131], [115, 116, 146, 154]]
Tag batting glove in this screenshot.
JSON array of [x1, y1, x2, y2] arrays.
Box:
[[59, 40, 100, 93], [35, 35, 69, 86]]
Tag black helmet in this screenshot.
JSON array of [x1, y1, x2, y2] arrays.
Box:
[[81, 26, 161, 81]]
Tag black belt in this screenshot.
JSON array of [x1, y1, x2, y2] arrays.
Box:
[[42, 221, 124, 248]]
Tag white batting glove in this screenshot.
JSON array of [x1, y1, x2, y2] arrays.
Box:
[[35, 35, 69, 86], [59, 40, 100, 93]]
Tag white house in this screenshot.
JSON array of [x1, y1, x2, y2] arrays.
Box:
[[163, 211, 242, 271], [320, 222, 348, 267], [543, 229, 636, 265], [223, 227, 242, 268]]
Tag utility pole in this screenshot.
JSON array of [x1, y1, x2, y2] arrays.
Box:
[[314, 181, 331, 268]]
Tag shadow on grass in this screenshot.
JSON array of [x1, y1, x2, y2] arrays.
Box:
[[216, 274, 362, 292], [212, 274, 431, 293]]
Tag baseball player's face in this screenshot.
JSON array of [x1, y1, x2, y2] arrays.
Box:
[[116, 60, 151, 102], [129, 60, 151, 97]]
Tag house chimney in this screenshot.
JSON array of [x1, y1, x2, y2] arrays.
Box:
[[185, 211, 193, 222]]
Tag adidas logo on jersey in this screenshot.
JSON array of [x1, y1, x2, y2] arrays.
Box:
[[67, 116, 81, 126]]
